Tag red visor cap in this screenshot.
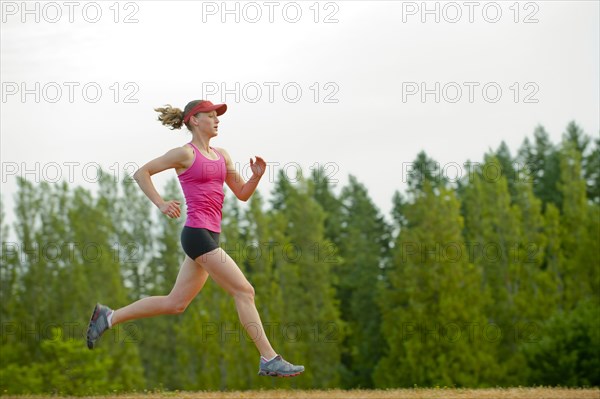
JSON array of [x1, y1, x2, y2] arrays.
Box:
[[183, 101, 227, 123]]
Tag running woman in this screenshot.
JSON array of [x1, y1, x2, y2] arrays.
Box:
[[86, 100, 304, 378]]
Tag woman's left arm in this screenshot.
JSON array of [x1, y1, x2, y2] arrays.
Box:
[[218, 147, 266, 202]]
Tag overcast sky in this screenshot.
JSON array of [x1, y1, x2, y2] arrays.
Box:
[[1, 0, 599, 230]]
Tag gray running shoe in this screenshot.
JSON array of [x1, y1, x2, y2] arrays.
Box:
[[258, 355, 304, 377], [86, 303, 112, 349]]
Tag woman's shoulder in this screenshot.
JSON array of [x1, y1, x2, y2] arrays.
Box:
[[213, 146, 231, 160], [160, 145, 194, 167], [170, 144, 194, 158]]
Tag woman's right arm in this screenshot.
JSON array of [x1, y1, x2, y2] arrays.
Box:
[[132, 147, 190, 218]]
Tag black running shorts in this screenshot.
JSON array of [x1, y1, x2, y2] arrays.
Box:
[[180, 226, 220, 260]]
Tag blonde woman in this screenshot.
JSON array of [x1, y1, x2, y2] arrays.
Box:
[[86, 100, 304, 378]]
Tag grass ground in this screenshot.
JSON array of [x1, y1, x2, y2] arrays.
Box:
[[4, 388, 599, 399]]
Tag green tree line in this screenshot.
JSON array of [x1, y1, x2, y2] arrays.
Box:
[[0, 121, 598, 394]]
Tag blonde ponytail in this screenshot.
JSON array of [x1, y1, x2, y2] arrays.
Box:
[[154, 104, 184, 130]]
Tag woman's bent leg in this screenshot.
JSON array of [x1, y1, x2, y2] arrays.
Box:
[[111, 256, 209, 326], [194, 248, 277, 359]]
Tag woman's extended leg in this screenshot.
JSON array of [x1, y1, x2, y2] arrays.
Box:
[[194, 248, 277, 359], [110, 255, 209, 326]]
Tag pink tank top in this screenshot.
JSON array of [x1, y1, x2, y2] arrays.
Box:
[[177, 142, 227, 232]]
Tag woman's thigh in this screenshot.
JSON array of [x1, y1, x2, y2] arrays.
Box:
[[168, 255, 210, 304], [194, 248, 252, 296]]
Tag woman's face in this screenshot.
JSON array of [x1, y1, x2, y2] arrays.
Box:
[[192, 110, 219, 137]]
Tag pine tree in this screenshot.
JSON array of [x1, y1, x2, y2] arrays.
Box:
[[511, 175, 559, 323], [562, 121, 589, 156], [376, 181, 495, 387], [517, 125, 561, 208], [407, 151, 447, 192], [336, 175, 391, 388], [461, 155, 534, 384], [495, 141, 518, 200], [542, 203, 564, 306], [310, 166, 344, 249], [557, 143, 600, 308]]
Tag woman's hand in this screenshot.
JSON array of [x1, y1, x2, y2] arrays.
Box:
[[250, 156, 266, 179], [159, 200, 181, 218]]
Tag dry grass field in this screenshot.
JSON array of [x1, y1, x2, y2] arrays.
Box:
[[4, 388, 599, 399]]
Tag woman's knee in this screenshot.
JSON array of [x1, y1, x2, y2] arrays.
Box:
[[166, 295, 190, 314], [233, 283, 255, 303]]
